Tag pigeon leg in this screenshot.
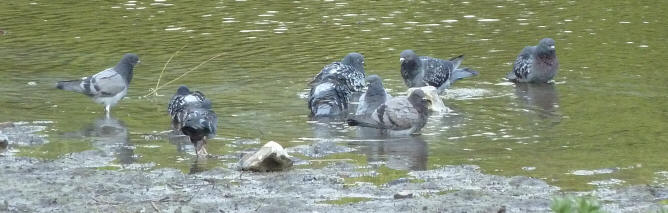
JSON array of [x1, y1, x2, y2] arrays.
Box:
[[105, 105, 111, 118], [201, 137, 209, 156], [195, 138, 209, 157]]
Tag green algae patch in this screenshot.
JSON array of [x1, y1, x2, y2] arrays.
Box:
[[550, 196, 603, 213], [96, 165, 121, 171], [319, 197, 372, 205], [437, 189, 458, 195], [345, 165, 413, 187], [17, 139, 92, 160]]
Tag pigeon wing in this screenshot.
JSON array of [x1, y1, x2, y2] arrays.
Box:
[[81, 68, 126, 97], [509, 46, 535, 80], [377, 97, 416, 130], [311, 62, 364, 92], [182, 107, 218, 136], [344, 66, 366, 92], [310, 62, 343, 85], [169, 92, 207, 122], [420, 57, 454, 88], [203, 109, 218, 136]]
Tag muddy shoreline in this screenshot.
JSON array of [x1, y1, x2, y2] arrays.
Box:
[[1, 122, 666, 212]]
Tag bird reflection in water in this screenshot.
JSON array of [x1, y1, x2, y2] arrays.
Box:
[[349, 135, 428, 171], [167, 128, 220, 174], [514, 83, 561, 121], [168, 130, 193, 154], [76, 116, 134, 164]]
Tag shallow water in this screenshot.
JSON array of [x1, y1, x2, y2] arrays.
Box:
[[1, 0, 666, 190]]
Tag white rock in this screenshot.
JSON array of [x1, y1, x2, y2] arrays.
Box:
[[238, 141, 293, 172], [406, 86, 450, 114]]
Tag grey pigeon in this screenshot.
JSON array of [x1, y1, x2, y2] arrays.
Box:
[[308, 75, 350, 119], [506, 38, 559, 83], [311, 52, 366, 92], [167, 86, 217, 157], [56, 53, 140, 117], [400, 50, 478, 93], [356, 75, 392, 116], [347, 89, 431, 135]]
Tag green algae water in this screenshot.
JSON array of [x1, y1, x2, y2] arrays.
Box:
[[1, 0, 666, 191]]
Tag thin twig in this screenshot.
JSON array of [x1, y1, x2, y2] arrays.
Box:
[[153, 44, 188, 96], [309, 159, 354, 162], [143, 53, 224, 97], [91, 196, 120, 205], [150, 201, 161, 213]]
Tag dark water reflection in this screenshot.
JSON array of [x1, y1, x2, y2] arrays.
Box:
[[68, 117, 135, 164], [514, 83, 560, 120], [350, 130, 428, 171], [353, 136, 428, 171]]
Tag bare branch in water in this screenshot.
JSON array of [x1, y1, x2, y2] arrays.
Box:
[[143, 53, 223, 97], [152, 44, 188, 96]]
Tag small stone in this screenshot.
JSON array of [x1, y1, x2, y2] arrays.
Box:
[[238, 141, 293, 172], [0, 135, 8, 149], [27, 81, 37, 86], [393, 190, 413, 199], [497, 205, 506, 213]]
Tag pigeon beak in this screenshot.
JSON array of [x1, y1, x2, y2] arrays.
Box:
[[549, 45, 555, 49], [423, 98, 432, 106], [399, 58, 405, 63]]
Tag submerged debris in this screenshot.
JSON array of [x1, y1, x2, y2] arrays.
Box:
[[0, 121, 49, 147]]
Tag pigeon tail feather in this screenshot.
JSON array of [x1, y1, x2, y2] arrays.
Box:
[[452, 67, 479, 80], [346, 118, 381, 128], [448, 55, 465, 69], [183, 115, 210, 132], [56, 80, 84, 93]]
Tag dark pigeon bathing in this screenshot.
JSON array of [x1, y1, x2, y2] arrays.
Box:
[[167, 86, 217, 157], [310, 52, 366, 93], [506, 38, 559, 83], [308, 75, 350, 119], [308, 53, 367, 119], [400, 50, 478, 93]]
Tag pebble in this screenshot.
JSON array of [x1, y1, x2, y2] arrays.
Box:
[[394, 190, 413, 199]]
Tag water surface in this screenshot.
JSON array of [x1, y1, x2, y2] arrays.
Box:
[[1, 0, 666, 190]]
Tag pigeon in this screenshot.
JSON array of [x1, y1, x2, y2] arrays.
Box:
[[400, 50, 478, 93], [308, 75, 350, 119], [56, 53, 140, 117], [355, 75, 392, 116], [506, 38, 559, 83], [167, 86, 217, 157], [347, 89, 432, 135], [310, 52, 366, 93]]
